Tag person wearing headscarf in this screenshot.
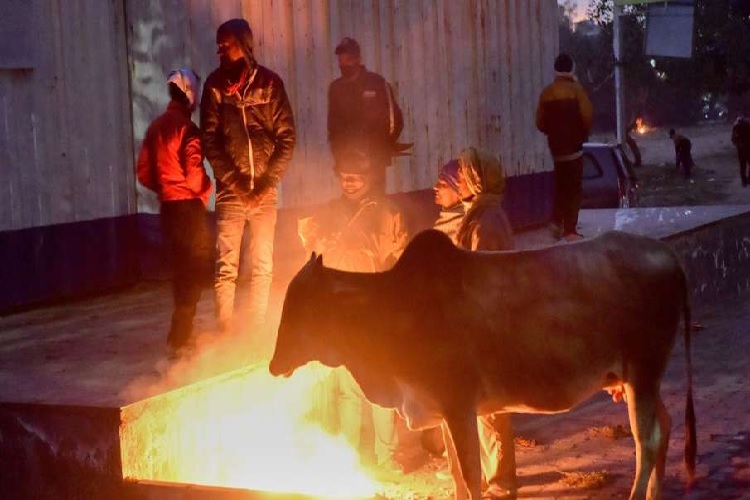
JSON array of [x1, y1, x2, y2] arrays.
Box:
[[200, 18, 296, 337], [432, 159, 466, 244], [453, 147, 517, 498], [455, 147, 514, 252], [137, 68, 213, 356]]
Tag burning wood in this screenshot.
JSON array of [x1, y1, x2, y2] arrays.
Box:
[[635, 117, 648, 135], [120, 363, 385, 498]]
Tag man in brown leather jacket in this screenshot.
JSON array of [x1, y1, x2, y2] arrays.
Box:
[[201, 18, 296, 337]]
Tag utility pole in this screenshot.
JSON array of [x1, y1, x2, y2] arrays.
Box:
[[613, 2, 626, 145]]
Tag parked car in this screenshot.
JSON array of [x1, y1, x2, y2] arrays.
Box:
[[581, 142, 640, 208]]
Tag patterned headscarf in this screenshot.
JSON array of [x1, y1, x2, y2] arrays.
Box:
[[438, 159, 461, 194], [459, 147, 505, 198]]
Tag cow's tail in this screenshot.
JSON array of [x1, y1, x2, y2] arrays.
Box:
[[682, 299, 697, 483]]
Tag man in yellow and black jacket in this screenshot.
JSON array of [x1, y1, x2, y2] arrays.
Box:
[[536, 53, 593, 241]]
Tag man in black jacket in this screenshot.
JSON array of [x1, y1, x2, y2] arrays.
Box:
[[669, 128, 693, 179], [327, 37, 409, 193], [732, 116, 750, 187], [201, 18, 296, 336]]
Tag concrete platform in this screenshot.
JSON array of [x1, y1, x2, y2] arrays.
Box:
[[0, 205, 749, 499]]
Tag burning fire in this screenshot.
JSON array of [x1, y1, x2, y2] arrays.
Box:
[[122, 363, 384, 498], [635, 117, 648, 135]]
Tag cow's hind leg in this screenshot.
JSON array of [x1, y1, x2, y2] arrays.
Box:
[[442, 412, 482, 500], [625, 383, 669, 500], [648, 396, 671, 499]]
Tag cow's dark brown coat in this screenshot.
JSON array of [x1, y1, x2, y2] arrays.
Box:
[[270, 229, 696, 500]]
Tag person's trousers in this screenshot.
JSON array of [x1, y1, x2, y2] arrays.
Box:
[[214, 192, 277, 333], [552, 157, 584, 235], [478, 413, 517, 491], [676, 145, 693, 178], [336, 367, 398, 465], [738, 149, 749, 186], [161, 199, 212, 349]]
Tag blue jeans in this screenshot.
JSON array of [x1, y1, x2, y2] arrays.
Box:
[[214, 190, 277, 332]]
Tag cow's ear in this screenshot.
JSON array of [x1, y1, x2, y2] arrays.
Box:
[[308, 251, 317, 263], [315, 254, 324, 267]]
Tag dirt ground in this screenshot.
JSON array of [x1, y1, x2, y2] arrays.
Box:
[[594, 121, 749, 208]]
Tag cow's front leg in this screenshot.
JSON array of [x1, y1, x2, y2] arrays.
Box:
[[442, 411, 482, 500], [441, 422, 468, 500]]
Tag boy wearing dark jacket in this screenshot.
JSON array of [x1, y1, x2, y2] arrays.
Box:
[[137, 68, 213, 354], [536, 53, 594, 241]]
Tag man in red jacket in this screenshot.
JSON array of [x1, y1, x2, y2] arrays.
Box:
[[137, 68, 213, 355]]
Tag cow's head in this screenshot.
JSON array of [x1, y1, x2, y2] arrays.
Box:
[[269, 253, 345, 377]]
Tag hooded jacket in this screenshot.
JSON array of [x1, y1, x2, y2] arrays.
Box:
[[455, 148, 514, 251], [536, 74, 594, 161], [200, 22, 296, 200], [137, 100, 212, 207]]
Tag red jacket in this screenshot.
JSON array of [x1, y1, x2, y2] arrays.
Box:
[[137, 101, 212, 206]]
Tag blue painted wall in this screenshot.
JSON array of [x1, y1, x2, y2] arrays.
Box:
[[0, 173, 553, 313]]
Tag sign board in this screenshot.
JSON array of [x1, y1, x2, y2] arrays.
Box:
[[615, 0, 669, 4], [0, 0, 35, 69], [645, 2, 695, 58]]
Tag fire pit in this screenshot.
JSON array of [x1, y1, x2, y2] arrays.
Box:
[[121, 363, 382, 499]]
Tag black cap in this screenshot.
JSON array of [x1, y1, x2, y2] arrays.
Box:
[[334, 146, 372, 174], [554, 53, 574, 73], [335, 37, 360, 57]]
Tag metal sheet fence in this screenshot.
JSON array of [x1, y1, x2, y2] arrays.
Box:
[[0, 0, 557, 229], [0, 0, 135, 231], [127, 0, 558, 212]]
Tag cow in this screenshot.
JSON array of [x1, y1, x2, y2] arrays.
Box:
[[269, 229, 696, 499]]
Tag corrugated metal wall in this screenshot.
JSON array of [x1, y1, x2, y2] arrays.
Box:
[[127, 0, 558, 212], [0, 0, 135, 231]]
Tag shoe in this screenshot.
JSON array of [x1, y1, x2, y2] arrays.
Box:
[[371, 459, 404, 482], [560, 231, 584, 242], [482, 483, 513, 498], [435, 467, 452, 480], [166, 344, 195, 361], [547, 221, 563, 239]]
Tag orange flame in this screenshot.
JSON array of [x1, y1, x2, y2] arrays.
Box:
[[122, 363, 383, 498], [635, 117, 648, 135]]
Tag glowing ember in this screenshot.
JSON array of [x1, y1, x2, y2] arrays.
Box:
[[122, 363, 383, 498], [635, 117, 648, 135]]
